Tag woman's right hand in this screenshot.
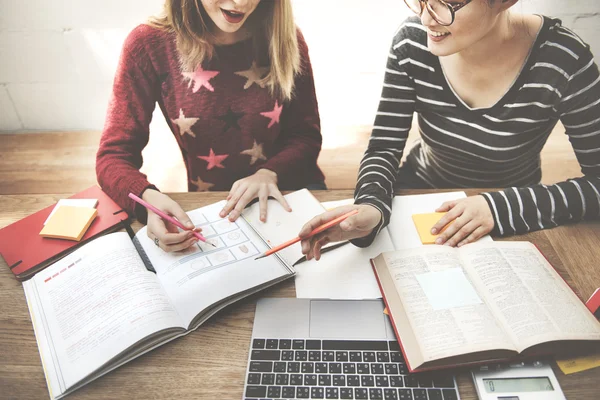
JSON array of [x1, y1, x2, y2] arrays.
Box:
[[299, 204, 382, 261], [142, 189, 201, 252]]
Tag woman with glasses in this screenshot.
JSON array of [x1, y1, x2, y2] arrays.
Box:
[[300, 0, 600, 260]]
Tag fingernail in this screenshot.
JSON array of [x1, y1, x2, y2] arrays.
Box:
[[431, 228, 437, 234], [435, 238, 443, 244]]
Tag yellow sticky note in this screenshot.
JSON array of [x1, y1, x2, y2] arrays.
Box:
[[556, 353, 600, 375], [40, 206, 98, 241], [411, 212, 450, 244], [383, 307, 389, 315]]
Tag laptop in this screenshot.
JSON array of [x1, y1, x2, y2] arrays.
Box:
[[243, 298, 460, 400]]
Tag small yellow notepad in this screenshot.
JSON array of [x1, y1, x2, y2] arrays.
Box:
[[556, 353, 600, 375], [39, 205, 98, 241], [411, 212, 449, 244]]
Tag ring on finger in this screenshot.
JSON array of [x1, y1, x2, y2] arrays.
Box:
[[154, 237, 159, 247]]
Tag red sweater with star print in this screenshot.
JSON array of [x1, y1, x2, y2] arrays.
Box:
[[96, 24, 324, 221]]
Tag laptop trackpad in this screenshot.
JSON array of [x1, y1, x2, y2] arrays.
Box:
[[309, 300, 387, 339]]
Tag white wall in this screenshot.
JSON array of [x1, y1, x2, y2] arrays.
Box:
[[1, 0, 599, 136]]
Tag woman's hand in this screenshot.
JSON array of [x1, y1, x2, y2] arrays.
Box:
[[299, 204, 382, 261], [142, 189, 201, 252], [432, 195, 495, 247], [220, 169, 291, 222]]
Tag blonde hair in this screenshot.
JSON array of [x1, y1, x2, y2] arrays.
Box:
[[148, 0, 300, 102]]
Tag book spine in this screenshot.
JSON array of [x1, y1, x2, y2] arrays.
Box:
[[132, 236, 156, 273]]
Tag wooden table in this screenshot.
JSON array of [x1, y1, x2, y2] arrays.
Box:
[[1, 190, 599, 399]]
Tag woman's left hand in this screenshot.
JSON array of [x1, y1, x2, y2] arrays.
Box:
[[219, 169, 291, 222], [431, 195, 495, 247]]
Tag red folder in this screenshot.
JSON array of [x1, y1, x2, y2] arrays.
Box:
[[0, 186, 129, 281]]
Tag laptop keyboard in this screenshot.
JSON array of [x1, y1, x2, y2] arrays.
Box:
[[243, 338, 459, 400]]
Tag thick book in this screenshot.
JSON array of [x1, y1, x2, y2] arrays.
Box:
[[22, 189, 331, 399], [371, 241, 600, 373], [0, 185, 128, 281]]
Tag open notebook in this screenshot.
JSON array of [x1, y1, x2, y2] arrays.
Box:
[[22, 189, 337, 399]]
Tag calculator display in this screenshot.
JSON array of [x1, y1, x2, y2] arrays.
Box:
[[483, 377, 554, 393]]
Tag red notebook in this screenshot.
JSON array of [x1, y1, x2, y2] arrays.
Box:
[[0, 186, 129, 281]]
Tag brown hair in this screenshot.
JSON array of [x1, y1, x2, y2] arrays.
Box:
[[148, 0, 300, 101]]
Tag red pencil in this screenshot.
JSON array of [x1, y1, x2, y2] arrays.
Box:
[[255, 209, 359, 260], [128, 193, 214, 246]]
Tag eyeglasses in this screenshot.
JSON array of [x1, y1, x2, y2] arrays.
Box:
[[404, 0, 472, 26]]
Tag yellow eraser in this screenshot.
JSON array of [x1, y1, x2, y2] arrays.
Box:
[[40, 206, 98, 241], [411, 212, 450, 244]]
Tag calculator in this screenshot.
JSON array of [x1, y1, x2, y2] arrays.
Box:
[[471, 360, 565, 400]]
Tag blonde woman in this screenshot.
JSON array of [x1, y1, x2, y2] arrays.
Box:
[[97, 0, 324, 252]]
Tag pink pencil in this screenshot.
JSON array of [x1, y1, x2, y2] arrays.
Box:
[[128, 193, 213, 246]]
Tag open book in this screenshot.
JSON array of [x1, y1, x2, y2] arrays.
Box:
[[372, 241, 600, 373], [294, 191, 493, 299], [23, 191, 328, 399]]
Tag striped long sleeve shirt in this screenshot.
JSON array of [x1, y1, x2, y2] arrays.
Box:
[[353, 16, 600, 246]]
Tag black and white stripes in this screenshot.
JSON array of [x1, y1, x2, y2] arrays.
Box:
[[353, 16, 600, 245]]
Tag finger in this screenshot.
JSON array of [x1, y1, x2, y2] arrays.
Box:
[[457, 226, 487, 247], [258, 188, 269, 222], [226, 181, 240, 201], [314, 237, 331, 261], [155, 201, 194, 232], [298, 206, 356, 238], [169, 237, 199, 252], [301, 238, 312, 255], [159, 229, 194, 246], [147, 214, 191, 244], [229, 190, 255, 221], [159, 237, 198, 253], [444, 221, 479, 247], [435, 200, 459, 213], [270, 187, 292, 212], [307, 232, 328, 261], [431, 205, 464, 235], [220, 185, 245, 217], [435, 214, 469, 245]]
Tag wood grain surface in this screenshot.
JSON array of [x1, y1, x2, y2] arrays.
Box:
[[0, 190, 598, 399]]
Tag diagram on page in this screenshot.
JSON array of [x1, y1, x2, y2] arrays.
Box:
[[137, 207, 262, 285]]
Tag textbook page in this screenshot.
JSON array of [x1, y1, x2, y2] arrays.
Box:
[[382, 246, 514, 362], [294, 228, 394, 299], [137, 201, 292, 327], [460, 241, 600, 352], [388, 192, 492, 250], [241, 189, 327, 266], [23, 232, 182, 396]]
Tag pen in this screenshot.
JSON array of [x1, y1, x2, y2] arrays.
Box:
[[128, 193, 214, 247], [255, 209, 359, 260]]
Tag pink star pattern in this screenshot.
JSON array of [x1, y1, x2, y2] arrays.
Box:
[[190, 176, 215, 192], [172, 109, 199, 138], [260, 101, 283, 128], [182, 66, 219, 93], [198, 148, 228, 170], [240, 140, 267, 165]]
